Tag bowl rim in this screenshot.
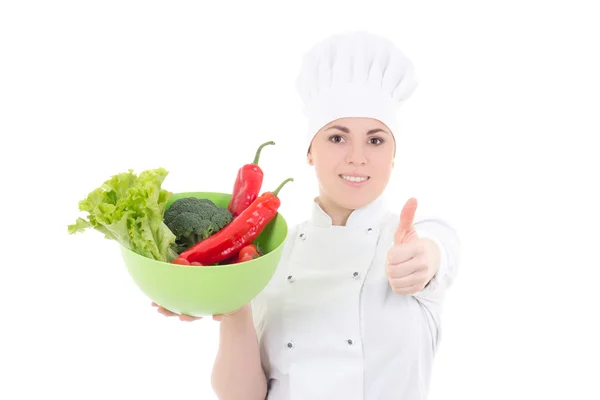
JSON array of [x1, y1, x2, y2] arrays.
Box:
[[120, 242, 287, 270]]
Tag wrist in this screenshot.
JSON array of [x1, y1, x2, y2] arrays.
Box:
[[220, 304, 253, 327]]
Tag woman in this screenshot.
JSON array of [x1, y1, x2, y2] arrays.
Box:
[[154, 31, 461, 400]]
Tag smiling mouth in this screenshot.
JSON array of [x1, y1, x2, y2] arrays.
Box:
[[339, 174, 370, 183]]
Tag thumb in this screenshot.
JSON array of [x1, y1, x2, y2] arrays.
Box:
[[394, 197, 419, 244]]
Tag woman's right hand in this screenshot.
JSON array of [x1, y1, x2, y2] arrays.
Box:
[[151, 302, 249, 322]]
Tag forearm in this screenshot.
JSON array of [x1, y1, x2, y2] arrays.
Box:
[[211, 306, 267, 400]]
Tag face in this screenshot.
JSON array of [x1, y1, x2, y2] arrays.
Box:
[[307, 117, 396, 211]]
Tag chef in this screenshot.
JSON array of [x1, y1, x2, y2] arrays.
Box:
[[251, 31, 461, 400], [155, 30, 461, 400]]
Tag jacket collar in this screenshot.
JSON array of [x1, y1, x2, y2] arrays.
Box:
[[310, 194, 390, 228]]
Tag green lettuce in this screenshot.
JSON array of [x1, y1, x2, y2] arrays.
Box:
[[68, 167, 179, 263]]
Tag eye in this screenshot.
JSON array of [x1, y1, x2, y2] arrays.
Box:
[[369, 137, 384, 145], [329, 134, 346, 143]]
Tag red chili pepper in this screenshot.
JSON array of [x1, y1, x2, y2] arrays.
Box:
[[228, 141, 275, 218], [179, 177, 293, 265]]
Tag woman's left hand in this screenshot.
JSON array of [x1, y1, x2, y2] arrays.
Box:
[[385, 198, 441, 295]]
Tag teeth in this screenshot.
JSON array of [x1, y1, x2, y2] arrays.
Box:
[[341, 175, 369, 183]]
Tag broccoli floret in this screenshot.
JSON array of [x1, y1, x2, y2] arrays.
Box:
[[167, 212, 217, 252], [163, 197, 233, 253], [210, 207, 234, 231], [164, 197, 215, 222]]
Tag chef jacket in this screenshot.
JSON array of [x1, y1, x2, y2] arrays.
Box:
[[251, 194, 460, 400]]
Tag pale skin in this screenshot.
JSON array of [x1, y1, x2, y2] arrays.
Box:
[[153, 116, 441, 316]]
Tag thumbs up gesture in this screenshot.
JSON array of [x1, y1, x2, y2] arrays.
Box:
[[386, 198, 441, 295]]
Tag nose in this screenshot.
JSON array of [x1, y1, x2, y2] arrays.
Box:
[[345, 142, 367, 165]]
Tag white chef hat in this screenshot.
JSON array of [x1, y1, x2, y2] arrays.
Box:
[[295, 30, 419, 153]]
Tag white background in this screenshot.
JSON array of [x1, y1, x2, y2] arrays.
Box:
[[1, 1, 599, 399]]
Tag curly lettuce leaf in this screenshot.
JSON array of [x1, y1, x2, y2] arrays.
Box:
[[68, 168, 178, 262]]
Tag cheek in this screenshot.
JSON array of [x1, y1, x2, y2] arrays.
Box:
[[372, 155, 393, 181], [314, 162, 337, 183], [313, 149, 340, 176], [375, 167, 392, 185]]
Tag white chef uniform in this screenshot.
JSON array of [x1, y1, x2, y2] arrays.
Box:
[[251, 195, 460, 400], [250, 30, 461, 399]]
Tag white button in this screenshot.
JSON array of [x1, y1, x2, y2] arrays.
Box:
[[299, 232, 306, 240], [287, 341, 295, 349], [352, 272, 360, 279], [347, 339, 355, 345], [287, 275, 295, 282], [366, 227, 374, 234]]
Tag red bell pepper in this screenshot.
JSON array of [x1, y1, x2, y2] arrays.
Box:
[[179, 177, 293, 265], [228, 141, 275, 218]]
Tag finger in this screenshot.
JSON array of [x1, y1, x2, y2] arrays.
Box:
[[212, 315, 224, 322], [399, 198, 418, 232], [386, 258, 422, 279], [179, 314, 202, 322], [389, 270, 427, 289], [156, 307, 178, 317], [387, 242, 422, 265], [395, 197, 418, 244], [151, 301, 159, 307], [390, 283, 421, 295]]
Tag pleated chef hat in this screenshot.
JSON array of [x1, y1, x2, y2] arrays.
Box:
[[295, 31, 419, 153]]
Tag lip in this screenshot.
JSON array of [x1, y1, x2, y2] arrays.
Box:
[[339, 173, 370, 178], [339, 174, 370, 187]]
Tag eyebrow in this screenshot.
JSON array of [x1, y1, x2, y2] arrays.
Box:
[[326, 125, 390, 135]]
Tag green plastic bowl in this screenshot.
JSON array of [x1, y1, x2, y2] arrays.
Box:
[[119, 192, 288, 317]]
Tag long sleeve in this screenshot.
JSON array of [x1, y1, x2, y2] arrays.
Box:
[[410, 216, 461, 352], [413, 216, 461, 304]]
